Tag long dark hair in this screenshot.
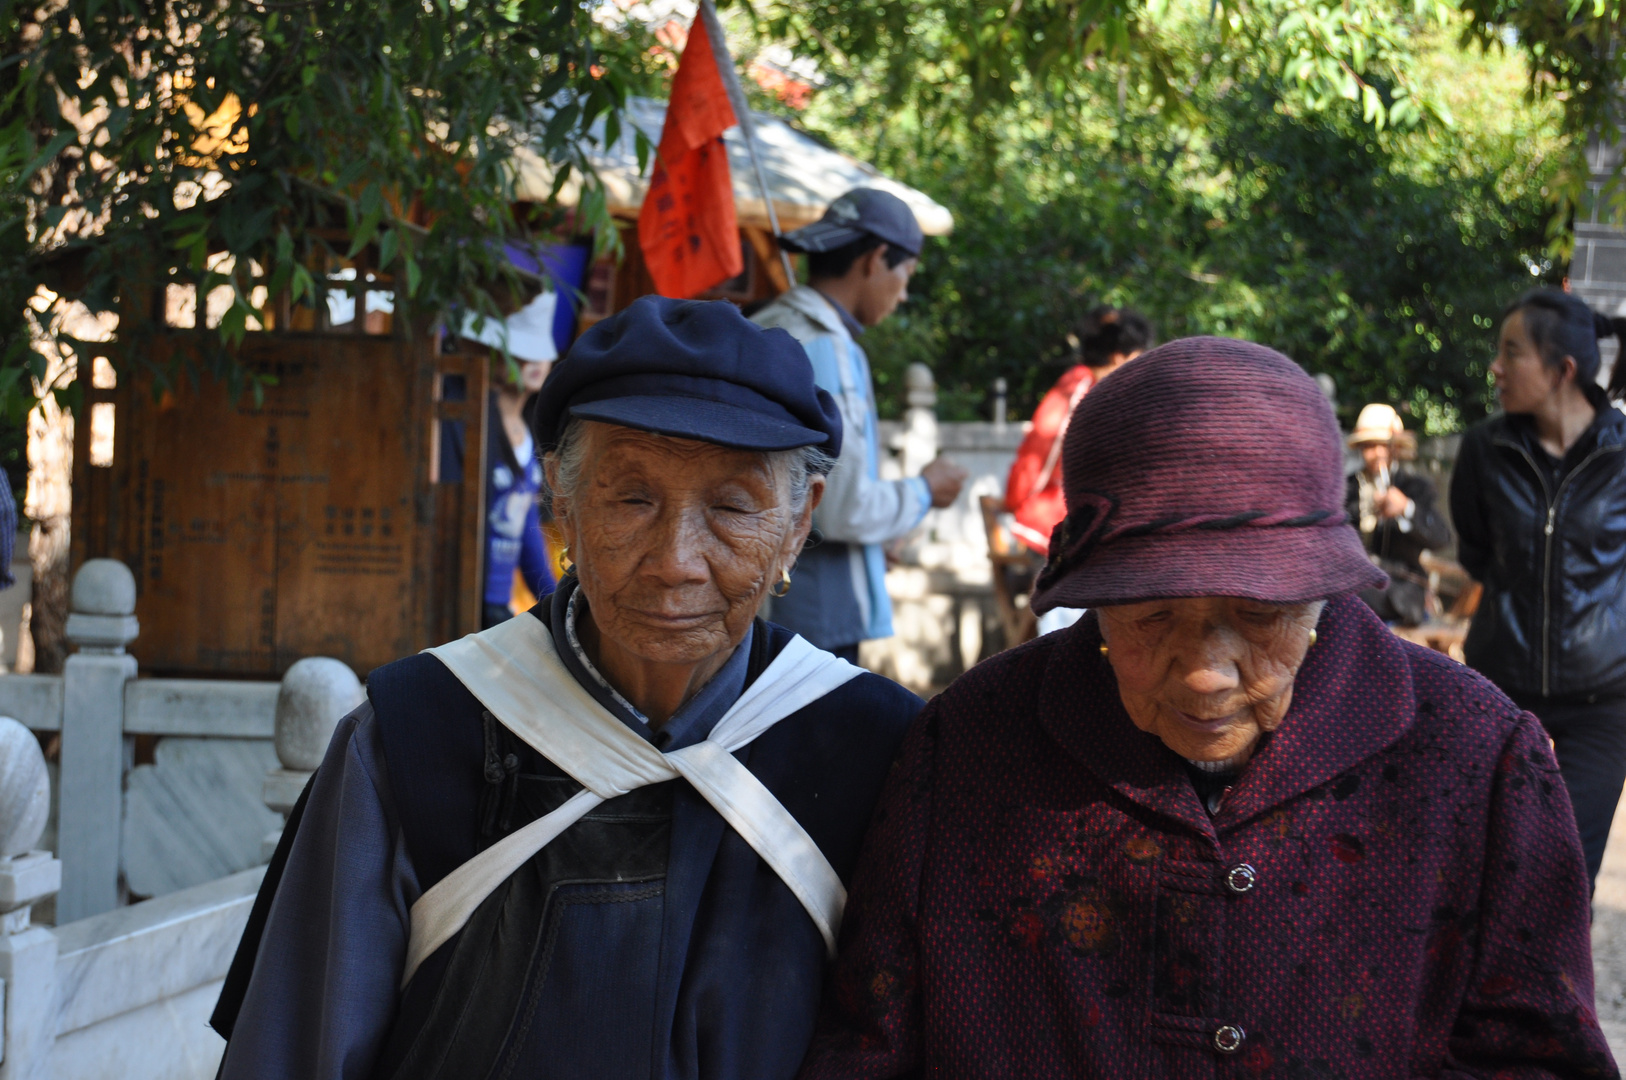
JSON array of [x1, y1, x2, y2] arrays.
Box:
[[1504, 289, 1626, 403]]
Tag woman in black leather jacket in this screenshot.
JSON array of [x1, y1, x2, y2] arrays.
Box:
[[1451, 288, 1626, 888]]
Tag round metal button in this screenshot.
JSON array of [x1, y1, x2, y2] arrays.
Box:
[[1225, 863, 1257, 894], [1213, 1024, 1246, 1054]]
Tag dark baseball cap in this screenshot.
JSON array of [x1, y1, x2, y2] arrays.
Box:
[[779, 188, 924, 259], [532, 295, 843, 456]]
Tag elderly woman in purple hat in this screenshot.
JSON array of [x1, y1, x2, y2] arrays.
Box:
[[211, 296, 923, 1080], [798, 338, 1612, 1078]]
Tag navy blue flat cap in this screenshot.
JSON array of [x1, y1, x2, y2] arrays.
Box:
[[779, 188, 923, 258], [533, 296, 843, 456]]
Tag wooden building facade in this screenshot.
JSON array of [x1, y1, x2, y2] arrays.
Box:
[[72, 272, 491, 678], [64, 98, 951, 678]]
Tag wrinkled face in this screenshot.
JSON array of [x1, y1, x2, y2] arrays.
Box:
[[853, 247, 918, 326], [1491, 309, 1566, 415], [1358, 442, 1391, 475], [549, 423, 819, 670], [1097, 596, 1325, 764]]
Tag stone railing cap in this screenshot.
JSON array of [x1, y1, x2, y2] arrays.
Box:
[[71, 558, 137, 616], [274, 657, 365, 771], [0, 716, 50, 857], [64, 611, 139, 650]]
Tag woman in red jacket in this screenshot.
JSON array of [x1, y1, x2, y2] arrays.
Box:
[[1004, 306, 1155, 557], [799, 337, 1610, 1079]]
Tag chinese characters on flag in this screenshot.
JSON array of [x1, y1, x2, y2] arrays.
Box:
[[637, 11, 743, 298]]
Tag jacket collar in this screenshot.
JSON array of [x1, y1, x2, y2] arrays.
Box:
[[1597, 404, 1626, 445], [1489, 403, 1626, 456], [538, 576, 755, 752], [1036, 594, 1416, 848], [775, 285, 856, 342]]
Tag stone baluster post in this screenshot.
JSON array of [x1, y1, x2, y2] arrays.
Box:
[[992, 377, 1008, 433], [899, 362, 939, 479], [56, 560, 138, 923], [0, 716, 62, 1080], [261, 658, 364, 861]]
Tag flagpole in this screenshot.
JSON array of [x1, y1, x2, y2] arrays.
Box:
[[699, 0, 799, 290]]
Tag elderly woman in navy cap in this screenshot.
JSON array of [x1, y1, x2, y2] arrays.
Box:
[[212, 297, 922, 1080], [799, 338, 1612, 1078]]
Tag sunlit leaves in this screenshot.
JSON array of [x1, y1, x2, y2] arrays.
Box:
[[2, 0, 662, 415], [781, 13, 1558, 431], [744, 0, 1457, 136], [1450, 0, 1626, 249]]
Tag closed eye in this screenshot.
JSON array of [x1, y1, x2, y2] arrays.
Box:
[[711, 487, 766, 515]]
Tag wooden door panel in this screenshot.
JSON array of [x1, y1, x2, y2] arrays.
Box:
[[267, 337, 422, 673], [115, 333, 436, 676], [125, 345, 279, 673]]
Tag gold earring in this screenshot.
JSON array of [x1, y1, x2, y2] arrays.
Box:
[[1308, 628, 1318, 647], [560, 545, 574, 572], [771, 567, 792, 598], [1099, 643, 1110, 658]]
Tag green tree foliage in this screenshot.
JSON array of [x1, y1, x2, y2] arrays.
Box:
[[773, 11, 1560, 430], [749, 0, 1455, 133], [0, 0, 1603, 435], [0, 0, 660, 421], [1455, 0, 1626, 231], [752, 0, 1617, 234]]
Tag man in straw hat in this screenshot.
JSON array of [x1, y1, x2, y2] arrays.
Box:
[[1344, 402, 1451, 626]]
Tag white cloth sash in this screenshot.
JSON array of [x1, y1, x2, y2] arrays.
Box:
[[402, 614, 863, 986]]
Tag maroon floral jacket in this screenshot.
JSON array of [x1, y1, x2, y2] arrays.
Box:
[[798, 595, 1616, 1079]]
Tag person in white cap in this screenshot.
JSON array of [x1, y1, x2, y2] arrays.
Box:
[[451, 290, 562, 626], [1343, 402, 1451, 626]]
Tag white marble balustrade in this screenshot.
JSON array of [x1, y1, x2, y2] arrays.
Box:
[[48, 867, 262, 1080], [1, 659, 273, 1080], [0, 559, 337, 915]]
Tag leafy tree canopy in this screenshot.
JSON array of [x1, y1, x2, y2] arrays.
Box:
[[749, 0, 1611, 219], [762, 4, 1562, 430], [1, 0, 663, 421], [0, 0, 1611, 430]]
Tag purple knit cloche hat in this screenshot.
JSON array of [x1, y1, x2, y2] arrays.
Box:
[[1029, 336, 1385, 614]]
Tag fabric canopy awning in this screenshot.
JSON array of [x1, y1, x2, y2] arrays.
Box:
[[512, 96, 953, 238]]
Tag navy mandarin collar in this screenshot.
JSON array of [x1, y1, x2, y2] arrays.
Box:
[[539, 576, 754, 752]]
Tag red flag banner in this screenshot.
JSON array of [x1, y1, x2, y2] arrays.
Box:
[[638, 12, 742, 298]]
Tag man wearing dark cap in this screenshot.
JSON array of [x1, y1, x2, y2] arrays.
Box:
[[753, 188, 967, 661], [211, 296, 922, 1080]]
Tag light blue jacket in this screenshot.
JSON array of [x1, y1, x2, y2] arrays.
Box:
[[751, 286, 931, 648]]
